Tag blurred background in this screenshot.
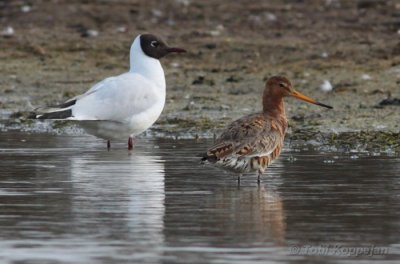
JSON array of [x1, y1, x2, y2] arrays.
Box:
[[0, 0, 399, 139]]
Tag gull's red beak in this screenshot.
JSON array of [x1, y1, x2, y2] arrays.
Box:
[[166, 47, 186, 53]]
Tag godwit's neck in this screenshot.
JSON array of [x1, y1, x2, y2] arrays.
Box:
[[263, 94, 286, 118]]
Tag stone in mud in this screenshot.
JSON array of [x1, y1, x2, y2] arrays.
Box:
[[225, 75, 242, 83], [379, 97, 400, 106], [192, 76, 215, 86]]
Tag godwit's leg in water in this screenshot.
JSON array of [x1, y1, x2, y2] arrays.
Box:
[[257, 169, 264, 185], [107, 140, 111, 150], [128, 136, 134, 150], [237, 174, 242, 185]]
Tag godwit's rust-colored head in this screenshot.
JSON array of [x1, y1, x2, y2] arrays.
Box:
[[263, 76, 333, 111]]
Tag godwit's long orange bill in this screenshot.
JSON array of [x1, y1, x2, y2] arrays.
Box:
[[290, 90, 333, 109]]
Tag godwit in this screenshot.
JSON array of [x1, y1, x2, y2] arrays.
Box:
[[202, 76, 332, 183]]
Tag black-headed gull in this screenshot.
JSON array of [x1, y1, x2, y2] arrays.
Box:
[[36, 34, 186, 149]]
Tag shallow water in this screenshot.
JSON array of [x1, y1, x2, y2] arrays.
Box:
[[0, 132, 399, 263]]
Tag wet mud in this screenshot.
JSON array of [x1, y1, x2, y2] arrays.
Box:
[[0, 0, 399, 151]]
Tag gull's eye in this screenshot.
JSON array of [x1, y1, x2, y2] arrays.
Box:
[[150, 41, 159, 47]]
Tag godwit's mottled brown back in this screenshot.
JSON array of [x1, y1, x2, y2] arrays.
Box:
[[203, 112, 288, 173]]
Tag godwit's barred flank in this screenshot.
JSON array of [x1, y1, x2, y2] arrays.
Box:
[[202, 76, 332, 184]]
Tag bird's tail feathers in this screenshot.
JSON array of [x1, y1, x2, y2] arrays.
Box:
[[199, 152, 218, 164], [35, 106, 73, 119], [35, 98, 77, 119]]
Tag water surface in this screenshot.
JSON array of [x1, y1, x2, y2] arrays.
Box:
[[0, 132, 399, 263]]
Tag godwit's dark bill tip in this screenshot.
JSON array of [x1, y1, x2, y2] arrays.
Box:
[[316, 102, 333, 109]]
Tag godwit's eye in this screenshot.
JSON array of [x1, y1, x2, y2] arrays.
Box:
[[150, 41, 159, 47], [279, 83, 286, 88]]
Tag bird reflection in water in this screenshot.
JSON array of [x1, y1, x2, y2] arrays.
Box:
[[209, 186, 285, 246], [69, 147, 166, 254]]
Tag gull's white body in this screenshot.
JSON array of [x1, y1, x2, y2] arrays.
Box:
[[64, 36, 166, 140]]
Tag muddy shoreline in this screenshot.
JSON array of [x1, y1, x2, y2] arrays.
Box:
[[0, 0, 399, 152]]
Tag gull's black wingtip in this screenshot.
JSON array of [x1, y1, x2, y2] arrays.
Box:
[[37, 109, 72, 119]]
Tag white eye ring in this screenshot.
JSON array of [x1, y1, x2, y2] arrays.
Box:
[[150, 41, 158, 47]]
